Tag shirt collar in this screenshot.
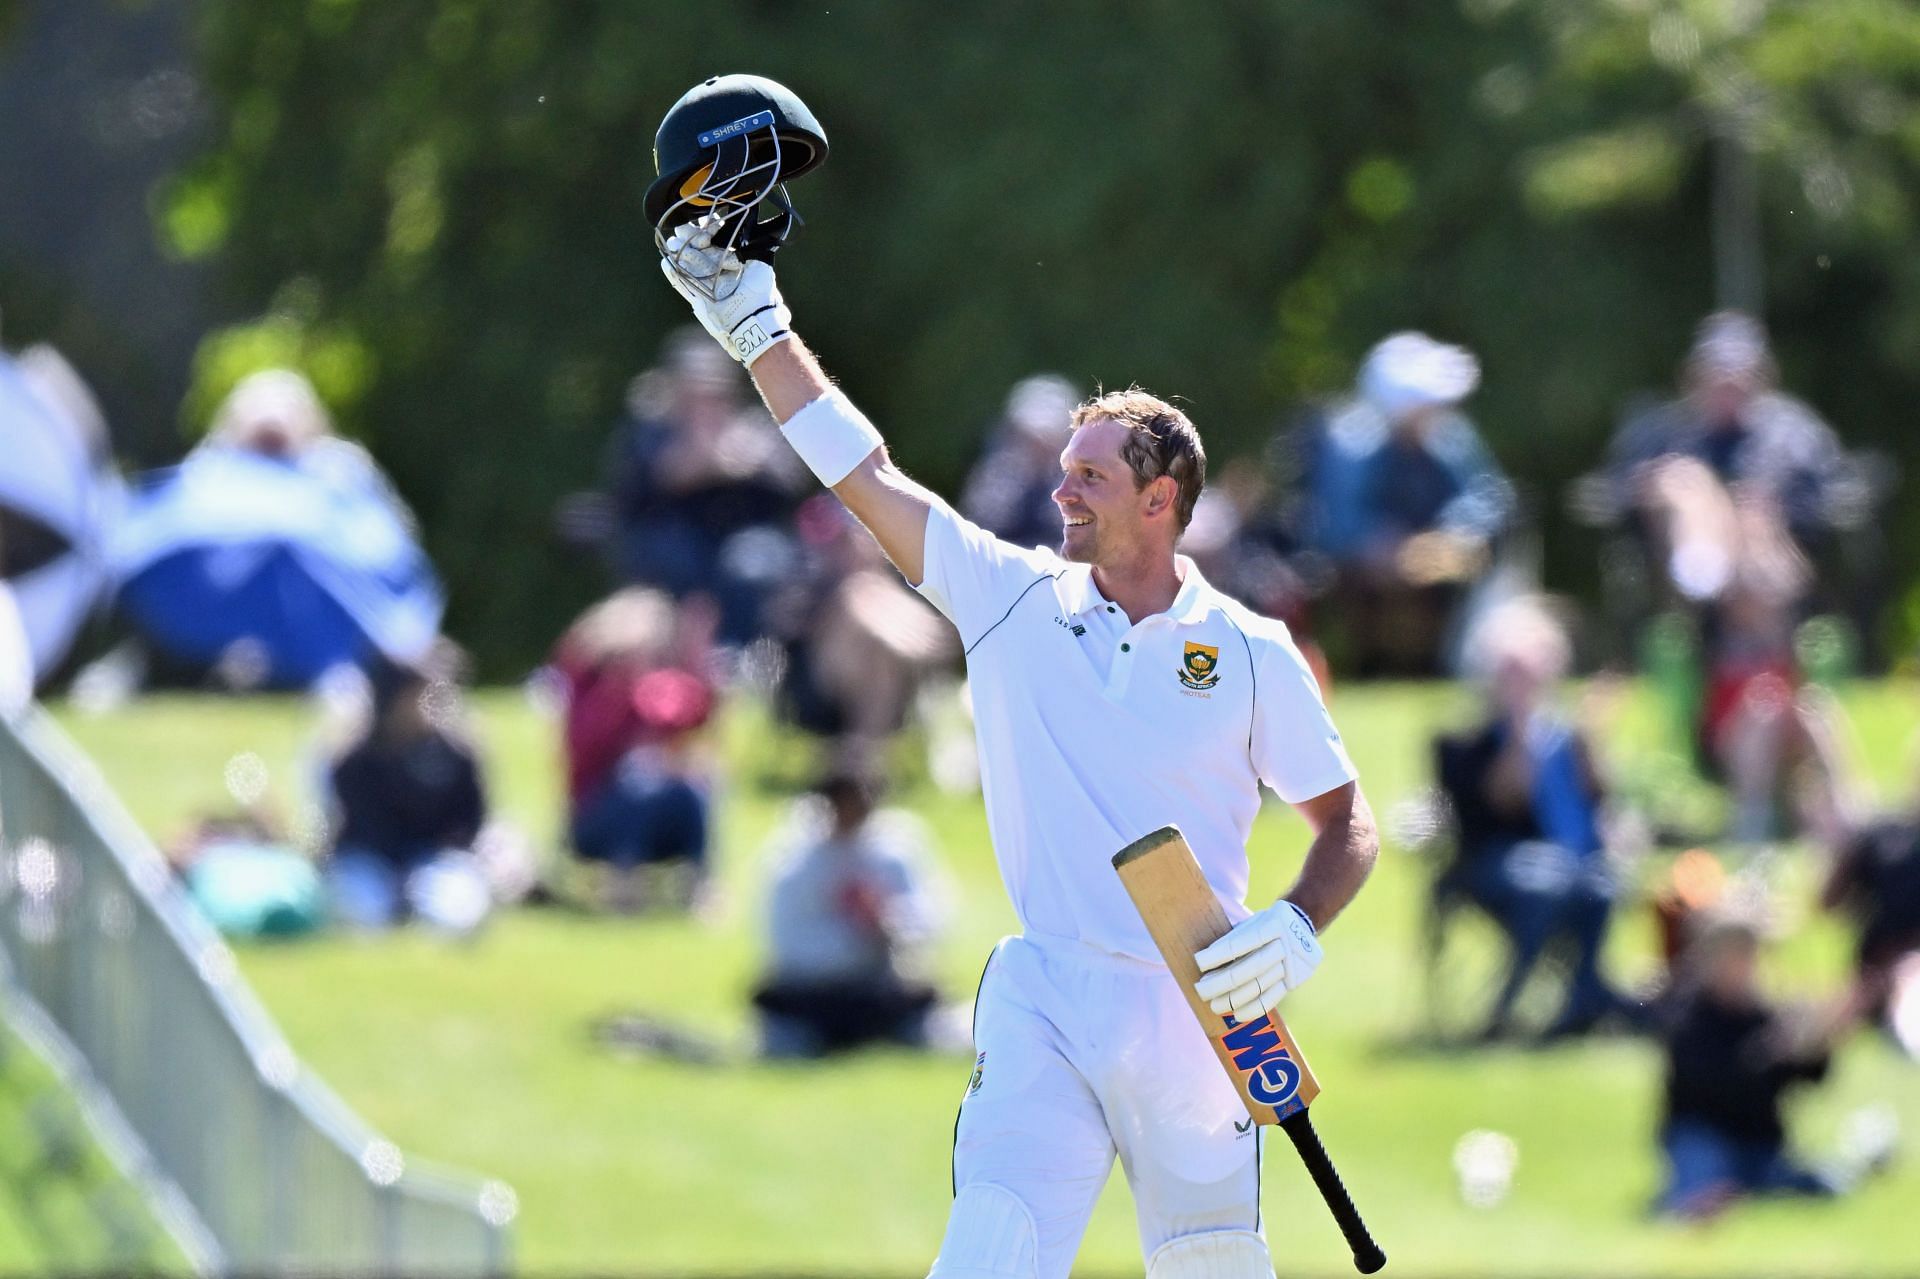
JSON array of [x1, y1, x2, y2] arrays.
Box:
[[1056, 557, 1217, 625], [1168, 555, 1217, 624]]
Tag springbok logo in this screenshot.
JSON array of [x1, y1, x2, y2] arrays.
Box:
[[1179, 642, 1221, 690]]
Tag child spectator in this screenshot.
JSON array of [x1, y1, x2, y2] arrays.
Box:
[[552, 588, 719, 912], [325, 654, 492, 933], [753, 764, 954, 1058], [1655, 916, 1861, 1219]]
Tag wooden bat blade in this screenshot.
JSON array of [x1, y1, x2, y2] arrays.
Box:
[[1112, 825, 1320, 1124]]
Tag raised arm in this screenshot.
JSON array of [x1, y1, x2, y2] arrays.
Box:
[[745, 336, 938, 586], [656, 222, 939, 585]]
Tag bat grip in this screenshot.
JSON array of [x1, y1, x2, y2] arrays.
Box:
[[1279, 1111, 1386, 1274]]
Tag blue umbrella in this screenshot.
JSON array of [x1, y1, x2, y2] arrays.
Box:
[[111, 445, 444, 687], [0, 351, 119, 679]]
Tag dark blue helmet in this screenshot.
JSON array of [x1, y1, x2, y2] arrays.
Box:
[[647, 75, 828, 296]]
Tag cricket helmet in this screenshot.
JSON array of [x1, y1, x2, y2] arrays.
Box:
[[647, 74, 828, 298]]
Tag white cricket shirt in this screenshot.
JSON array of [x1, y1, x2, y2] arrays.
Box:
[[914, 503, 1357, 963]]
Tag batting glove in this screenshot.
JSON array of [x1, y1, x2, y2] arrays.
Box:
[[1192, 900, 1323, 1018], [657, 217, 793, 367]]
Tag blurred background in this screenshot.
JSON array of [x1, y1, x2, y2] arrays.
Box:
[[2, 0, 1920, 1275]]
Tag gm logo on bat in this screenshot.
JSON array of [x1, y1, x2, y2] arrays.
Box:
[[1219, 1014, 1302, 1109]]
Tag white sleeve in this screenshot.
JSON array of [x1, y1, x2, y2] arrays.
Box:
[[913, 501, 1061, 649], [1250, 632, 1357, 804]]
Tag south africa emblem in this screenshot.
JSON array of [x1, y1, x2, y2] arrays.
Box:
[[1179, 642, 1221, 690]]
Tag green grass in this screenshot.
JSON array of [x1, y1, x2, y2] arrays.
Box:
[[0, 1024, 186, 1274], [20, 681, 1920, 1276]]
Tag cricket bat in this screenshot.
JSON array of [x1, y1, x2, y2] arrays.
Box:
[[1114, 825, 1386, 1274]]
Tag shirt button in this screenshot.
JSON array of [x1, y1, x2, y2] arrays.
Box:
[[1120, 642, 1131, 652], [1107, 605, 1116, 613]]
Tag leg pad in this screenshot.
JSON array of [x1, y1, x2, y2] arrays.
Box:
[[927, 1183, 1037, 1279], [1145, 1230, 1273, 1279]]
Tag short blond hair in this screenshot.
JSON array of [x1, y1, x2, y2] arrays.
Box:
[[1069, 387, 1207, 530]]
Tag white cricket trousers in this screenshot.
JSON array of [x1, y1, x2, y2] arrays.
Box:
[[946, 934, 1265, 1277]]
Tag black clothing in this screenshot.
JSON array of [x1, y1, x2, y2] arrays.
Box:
[[331, 733, 485, 864], [1664, 994, 1829, 1147]]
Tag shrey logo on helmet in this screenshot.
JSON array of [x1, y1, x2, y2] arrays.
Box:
[[647, 74, 829, 302]]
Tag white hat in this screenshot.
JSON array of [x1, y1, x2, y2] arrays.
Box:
[[1359, 332, 1481, 420], [209, 368, 333, 452], [1005, 373, 1077, 443]]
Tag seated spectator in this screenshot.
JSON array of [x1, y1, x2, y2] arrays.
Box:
[[107, 368, 443, 692], [1655, 915, 1860, 1219], [1300, 332, 1514, 675], [603, 329, 806, 645], [753, 763, 955, 1058], [552, 588, 719, 912], [202, 367, 422, 517], [1435, 596, 1628, 1039], [765, 495, 957, 744], [170, 811, 324, 940], [958, 373, 1078, 550], [1823, 811, 1920, 1056], [325, 654, 492, 933]]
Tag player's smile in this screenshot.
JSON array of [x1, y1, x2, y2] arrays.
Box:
[[1053, 418, 1135, 563]]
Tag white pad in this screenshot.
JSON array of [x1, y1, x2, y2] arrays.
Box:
[[927, 1183, 1037, 1279], [1145, 1230, 1274, 1279]]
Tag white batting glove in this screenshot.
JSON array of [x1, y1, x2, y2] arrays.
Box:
[[657, 217, 793, 367], [1192, 900, 1323, 1018]]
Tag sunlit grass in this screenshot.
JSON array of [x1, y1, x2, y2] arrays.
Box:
[[27, 680, 1920, 1276]]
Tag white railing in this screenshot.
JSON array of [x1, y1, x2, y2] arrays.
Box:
[[0, 706, 515, 1275]]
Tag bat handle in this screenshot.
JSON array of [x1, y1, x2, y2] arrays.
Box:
[[1279, 1110, 1386, 1274]]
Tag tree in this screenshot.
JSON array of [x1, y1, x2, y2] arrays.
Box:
[[165, 0, 1920, 670]]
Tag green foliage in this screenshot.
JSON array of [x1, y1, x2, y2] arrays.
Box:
[[169, 0, 1920, 671]]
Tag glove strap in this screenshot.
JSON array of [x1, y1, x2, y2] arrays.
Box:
[[780, 390, 885, 487], [730, 303, 791, 367], [1281, 899, 1318, 936]]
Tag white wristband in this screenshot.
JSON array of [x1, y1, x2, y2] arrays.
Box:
[[780, 390, 885, 487]]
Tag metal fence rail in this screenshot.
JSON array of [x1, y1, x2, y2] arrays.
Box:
[[0, 706, 514, 1275]]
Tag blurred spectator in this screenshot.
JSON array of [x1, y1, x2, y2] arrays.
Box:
[[1600, 313, 1859, 574], [1298, 333, 1514, 675], [1585, 314, 1873, 840], [202, 368, 419, 515], [105, 368, 443, 691], [753, 762, 955, 1058], [603, 329, 806, 644], [1655, 916, 1860, 1219], [1434, 596, 1629, 1039], [551, 588, 719, 912], [1823, 811, 1920, 1056], [326, 654, 492, 933], [169, 811, 324, 940], [765, 495, 957, 744], [1180, 459, 1329, 686], [959, 373, 1077, 550]]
